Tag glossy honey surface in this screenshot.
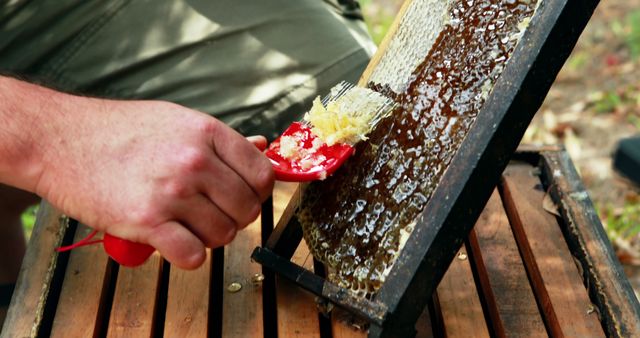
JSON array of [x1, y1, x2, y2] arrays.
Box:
[[299, 0, 539, 297]]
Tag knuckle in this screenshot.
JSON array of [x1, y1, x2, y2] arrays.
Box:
[[164, 180, 191, 199], [200, 118, 222, 139], [179, 147, 209, 173], [131, 204, 159, 227]]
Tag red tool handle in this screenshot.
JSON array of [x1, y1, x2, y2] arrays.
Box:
[[102, 233, 155, 267], [57, 231, 155, 267]]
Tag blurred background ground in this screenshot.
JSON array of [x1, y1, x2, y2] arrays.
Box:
[[360, 0, 640, 297]]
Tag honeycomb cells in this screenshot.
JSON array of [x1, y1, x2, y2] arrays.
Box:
[[298, 0, 539, 298]]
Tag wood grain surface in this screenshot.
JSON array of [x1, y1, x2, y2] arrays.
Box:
[[275, 243, 321, 338], [106, 253, 163, 338], [468, 189, 546, 337], [164, 250, 211, 338], [502, 163, 605, 337], [50, 224, 111, 338], [436, 247, 490, 338], [221, 218, 264, 337]]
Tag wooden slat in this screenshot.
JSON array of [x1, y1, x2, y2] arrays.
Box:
[[50, 224, 111, 337], [541, 151, 640, 337], [0, 202, 69, 338], [276, 243, 321, 338], [502, 163, 605, 337], [221, 215, 264, 337], [436, 247, 490, 338], [468, 189, 546, 337], [272, 182, 299, 226], [331, 310, 367, 338], [106, 253, 163, 338], [163, 250, 211, 337]]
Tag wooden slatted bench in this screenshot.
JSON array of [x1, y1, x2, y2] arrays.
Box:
[[2, 146, 639, 338]]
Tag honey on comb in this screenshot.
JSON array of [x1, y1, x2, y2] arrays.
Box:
[[298, 0, 539, 298]]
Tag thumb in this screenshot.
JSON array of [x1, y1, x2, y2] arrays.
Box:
[[246, 135, 268, 151]]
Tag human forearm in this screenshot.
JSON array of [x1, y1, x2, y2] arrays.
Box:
[[0, 76, 65, 192], [0, 76, 275, 269]]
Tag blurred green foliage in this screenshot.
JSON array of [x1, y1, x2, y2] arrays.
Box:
[[626, 10, 640, 59], [21, 205, 37, 239], [629, 113, 640, 130], [588, 85, 640, 115], [601, 201, 640, 243], [591, 90, 623, 114], [564, 51, 588, 72], [612, 9, 640, 60], [360, 0, 401, 46]]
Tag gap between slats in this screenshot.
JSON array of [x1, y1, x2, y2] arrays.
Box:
[[210, 247, 225, 338], [262, 195, 278, 338], [153, 259, 169, 338]]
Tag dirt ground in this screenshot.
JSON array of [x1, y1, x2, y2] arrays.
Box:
[[528, 0, 640, 207]]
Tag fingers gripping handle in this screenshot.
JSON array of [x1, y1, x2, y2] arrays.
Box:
[[57, 231, 155, 267]]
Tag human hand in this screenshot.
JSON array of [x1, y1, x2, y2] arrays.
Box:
[[35, 98, 274, 269]]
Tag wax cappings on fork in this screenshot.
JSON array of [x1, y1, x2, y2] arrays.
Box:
[[266, 82, 396, 182]]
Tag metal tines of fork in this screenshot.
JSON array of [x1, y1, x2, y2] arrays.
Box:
[[317, 81, 396, 126], [300, 81, 356, 127], [370, 93, 397, 127], [302, 81, 396, 131], [321, 81, 355, 105]]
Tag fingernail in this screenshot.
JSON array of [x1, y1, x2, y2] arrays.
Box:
[[185, 249, 206, 269]]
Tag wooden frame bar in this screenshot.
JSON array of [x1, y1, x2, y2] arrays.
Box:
[[539, 150, 640, 337]]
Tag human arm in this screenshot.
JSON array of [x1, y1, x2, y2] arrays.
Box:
[[0, 76, 275, 269]]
